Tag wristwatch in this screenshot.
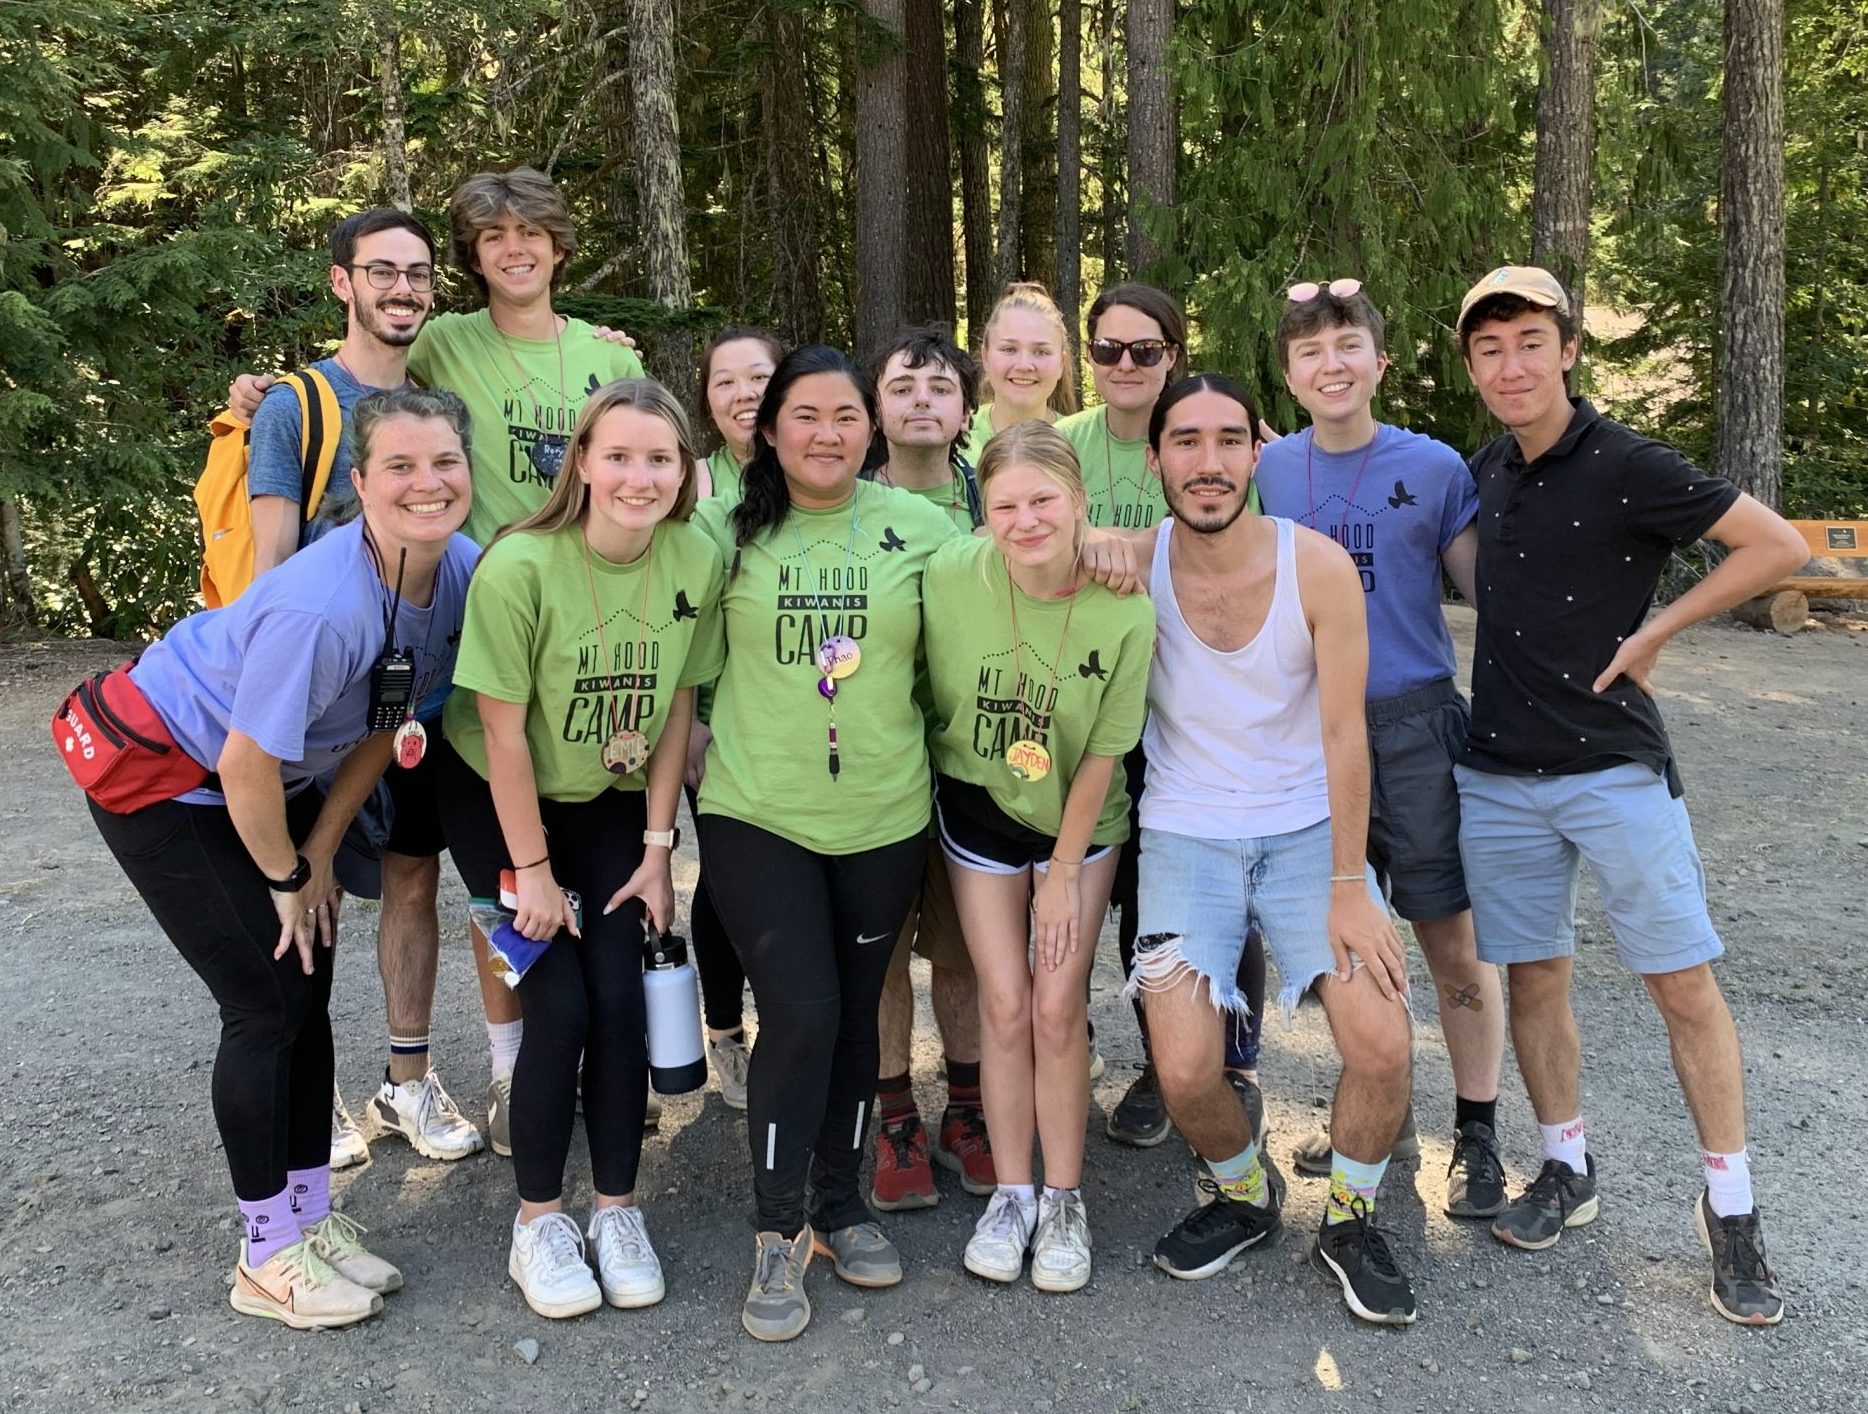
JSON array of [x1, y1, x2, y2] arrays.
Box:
[[264, 854, 312, 893], [642, 828, 680, 850]]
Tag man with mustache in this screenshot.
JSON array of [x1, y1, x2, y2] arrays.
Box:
[[246, 207, 486, 1169], [1105, 373, 1420, 1325]]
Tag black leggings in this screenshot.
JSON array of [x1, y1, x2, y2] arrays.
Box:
[[1112, 744, 1265, 1069], [436, 742, 650, 1204], [684, 784, 746, 1033], [90, 790, 331, 1202], [699, 815, 924, 1236]]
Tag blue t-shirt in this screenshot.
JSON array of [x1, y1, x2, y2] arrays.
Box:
[[1254, 422, 1477, 700], [247, 357, 381, 545], [131, 520, 479, 802]]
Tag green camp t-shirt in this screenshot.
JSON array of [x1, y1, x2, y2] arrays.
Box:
[[706, 445, 746, 508], [442, 519, 724, 802], [961, 406, 997, 469], [694, 484, 963, 854], [922, 536, 1153, 843], [1058, 405, 1261, 530], [408, 310, 647, 546]]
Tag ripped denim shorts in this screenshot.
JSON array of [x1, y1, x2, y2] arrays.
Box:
[[1122, 818, 1386, 1027]]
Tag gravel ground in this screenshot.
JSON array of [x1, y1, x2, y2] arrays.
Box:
[[2, 605, 1864, 1413]]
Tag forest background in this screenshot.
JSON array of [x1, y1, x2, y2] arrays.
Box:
[[1, 0, 1861, 639]]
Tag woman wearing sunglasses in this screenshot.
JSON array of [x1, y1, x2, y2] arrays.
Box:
[[922, 422, 1154, 1293], [1056, 282, 1188, 532], [436, 378, 724, 1320], [692, 346, 964, 1342]]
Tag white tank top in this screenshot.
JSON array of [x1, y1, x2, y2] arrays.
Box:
[[1141, 516, 1332, 839]]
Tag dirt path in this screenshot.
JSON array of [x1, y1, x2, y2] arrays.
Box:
[[2, 608, 1863, 1413]]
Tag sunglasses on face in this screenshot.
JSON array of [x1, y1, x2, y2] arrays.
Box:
[[349, 262, 437, 293], [1087, 337, 1174, 368], [1286, 278, 1363, 303]]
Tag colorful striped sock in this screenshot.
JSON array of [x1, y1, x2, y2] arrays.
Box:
[[1208, 1143, 1269, 1208]]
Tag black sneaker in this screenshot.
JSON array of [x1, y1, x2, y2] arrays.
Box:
[[1226, 1071, 1269, 1146], [1695, 1190, 1784, 1326], [1106, 1063, 1173, 1147], [1492, 1155, 1598, 1250], [1153, 1176, 1282, 1279], [1445, 1120, 1508, 1219], [1312, 1199, 1417, 1325]]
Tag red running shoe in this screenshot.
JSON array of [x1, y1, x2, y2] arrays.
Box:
[[934, 1105, 996, 1196], [870, 1113, 939, 1211]]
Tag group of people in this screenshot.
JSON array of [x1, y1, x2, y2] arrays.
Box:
[[60, 163, 1805, 1343]]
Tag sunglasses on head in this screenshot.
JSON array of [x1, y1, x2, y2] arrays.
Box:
[[1087, 337, 1174, 369], [1286, 278, 1364, 303]]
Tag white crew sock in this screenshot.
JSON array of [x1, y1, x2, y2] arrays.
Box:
[[1702, 1147, 1754, 1218], [1539, 1116, 1587, 1174], [487, 1020, 523, 1083]]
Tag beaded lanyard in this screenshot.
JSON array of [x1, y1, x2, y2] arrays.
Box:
[[791, 486, 866, 779]]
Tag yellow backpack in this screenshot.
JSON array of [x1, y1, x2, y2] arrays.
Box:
[[194, 369, 342, 608]]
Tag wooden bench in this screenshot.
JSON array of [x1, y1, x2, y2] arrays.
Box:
[[1732, 519, 1868, 634]]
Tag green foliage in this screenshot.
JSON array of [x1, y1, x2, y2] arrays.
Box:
[[1170, 0, 1533, 449]]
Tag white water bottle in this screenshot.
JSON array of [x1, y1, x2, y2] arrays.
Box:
[[642, 924, 706, 1094]]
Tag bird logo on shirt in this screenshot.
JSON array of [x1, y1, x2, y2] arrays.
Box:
[[672, 590, 698, 621], [585, 373, 603, 397], [1388, 480, 1418, 509], [880, 528, 907, 552], [1078, 650, 1108, 680]]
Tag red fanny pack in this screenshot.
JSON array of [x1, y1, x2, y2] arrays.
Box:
[[52, 664, 208, 813]]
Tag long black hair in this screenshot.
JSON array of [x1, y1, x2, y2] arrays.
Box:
[[729, 345, 878, 549], [1147, 372, 1261, 450]]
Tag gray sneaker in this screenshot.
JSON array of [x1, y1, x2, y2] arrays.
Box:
[[1492, 1155, 1598, 1251], [708, 1033, 752, 1111], [811, 1221, 902, 1288], [742, 1228, 813, 1342], [1293, 1101, 1419, 1176], [486, 1077, 512, 1158]]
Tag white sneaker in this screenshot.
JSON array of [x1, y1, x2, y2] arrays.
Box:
[[303, 1211, 403, 1293], [587, 1205, 666, 1308], [331, 1085, 368, 1169], [508, 1211, 602, 1319], [486, 1076, 512, 1158], [963, 1188, 1037, 1283], [230, 1238, 382, 1330], [368, 1069, 485, 1161], [1030, 1190, 1093, 1293], [708, 1033, 752, 1110]]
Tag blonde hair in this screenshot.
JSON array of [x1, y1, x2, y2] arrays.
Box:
[[499, 379, 699, 544], [976, 420, 1089, 562], [979, 282, 1080, 416], [450, 166, 578, 299]]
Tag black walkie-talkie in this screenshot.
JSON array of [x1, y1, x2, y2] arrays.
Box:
[[368, 650, 416, 731]]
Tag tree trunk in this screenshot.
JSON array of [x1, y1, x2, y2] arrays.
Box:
[[1098, 0, 1120, 278], [856, 0, 909, 358], [764, 1, 826, 346], [0, 500, 33, 626], [1716, 0, 1786, 510], [629, 0, 695, 403], [1019, 0, 1056, 290], [1529, 0, 1600, 316], [379, 26, 413, 212], [1056, 0, 1081, 349], [955, 0, 995, 336], [1125, 0, 1174, 274], [994, 0, 1026, 289], [903, 0, 956, 326], [68, 558, 112, 639]]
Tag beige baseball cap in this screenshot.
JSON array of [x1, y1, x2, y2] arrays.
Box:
[[1457, 265, 1570, 333]]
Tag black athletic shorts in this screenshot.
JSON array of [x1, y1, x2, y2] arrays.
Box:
[[933, 773, 1115, 876], [1366, 679, 1470, 921]]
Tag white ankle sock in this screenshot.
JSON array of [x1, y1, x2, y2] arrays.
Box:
[[1702, 1148, 1754, 1218], [1000, 1183, 1036, 1206], [1042, 1185, 1078, 1203], [488, 1020, 523, 1083], [1539, 1116, 1587, 1173]]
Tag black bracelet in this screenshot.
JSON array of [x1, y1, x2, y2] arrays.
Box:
[[264, 854, 311, 893], [513, 854, 550, 872]]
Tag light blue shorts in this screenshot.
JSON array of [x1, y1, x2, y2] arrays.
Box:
[[1125, 818, 1386, 1025], [1454, 762, 1723, 975]]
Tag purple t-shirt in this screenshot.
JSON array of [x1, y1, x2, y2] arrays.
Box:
[[1254, 422, 1477, 700], [131, 520, 479, 802]]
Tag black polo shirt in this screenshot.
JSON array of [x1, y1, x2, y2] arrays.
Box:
[[1462, 398, 1739, 786]]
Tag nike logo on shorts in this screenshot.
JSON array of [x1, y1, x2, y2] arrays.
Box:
[[856, 931, 891, 946]]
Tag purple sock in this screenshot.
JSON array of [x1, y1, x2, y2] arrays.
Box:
[[239, 1189, 303, 1266], [287, 1166, 331, 1226]]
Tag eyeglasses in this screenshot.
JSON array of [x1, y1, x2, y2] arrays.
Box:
[[349, 262, 437, 293], [1286, 278, 1363, 303], [1087, 337, 1174, 368]]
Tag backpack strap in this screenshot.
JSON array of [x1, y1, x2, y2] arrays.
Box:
[[956, 455, 985, 530], [282, 368, 342, 526]]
